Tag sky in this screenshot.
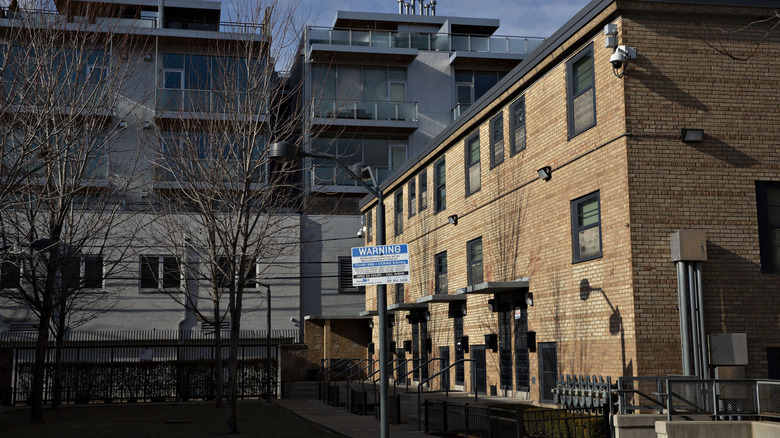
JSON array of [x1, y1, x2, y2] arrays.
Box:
[[223, 0, 594, 41]]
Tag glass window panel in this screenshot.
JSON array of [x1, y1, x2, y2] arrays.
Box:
[[579, 199, 600, 227], [419, 169, 428, 211], [768, 206, 780, 224], [469, 164, 481, 193], [371, 32, 391, 48], [363, 67, 387, 101], [140, 256, 158, 288], [163, 71, 183, 89], [572, 54, 594, 95], [162, 256, 180, 288], [338, 137, 362, 165], [455, 70, 472, 83], [573, 88, 595, 133], [766, 187, 780, 205], [363, 137, 388, 168], [84, 256, 103, 289], [388, 68, 406, 81], [457, 84, 473, 105], [474, 70, 498, 100], [468, 136, 480, 164], [389, 82, 406, 102], [337, 66, 361, 101], [163, 53, 183, 69], [390, 144, 407, 169], [352, 30, 370, 47], [771, 229, 780, 271], [579, 227, 600, 259]]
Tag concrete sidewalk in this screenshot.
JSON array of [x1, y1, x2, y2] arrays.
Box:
[[275, 399, 430, 438]]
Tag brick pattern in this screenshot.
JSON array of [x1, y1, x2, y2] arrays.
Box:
[[363, 2, 780, 400]]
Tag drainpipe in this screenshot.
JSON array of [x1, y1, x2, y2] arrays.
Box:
[[695, 262, 709, 378], [687, 262, 700, 377], [676, 262, 692, 375]]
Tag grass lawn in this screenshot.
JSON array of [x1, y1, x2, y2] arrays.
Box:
[[1, 401, 345, 437]]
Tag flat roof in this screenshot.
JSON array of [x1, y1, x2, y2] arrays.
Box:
[[416, 294, 467, 303], [388, 302, 428, 311], [455, 279, 530, 295], [332, 10, 501, 34]]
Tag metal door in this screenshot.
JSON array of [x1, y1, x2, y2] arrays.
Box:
[[439, 346, 450, 390], [538, 342, 557, 402], [472, 345, 487, 395]]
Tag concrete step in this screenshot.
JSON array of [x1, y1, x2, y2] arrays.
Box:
[[284, 382, 319, 399]]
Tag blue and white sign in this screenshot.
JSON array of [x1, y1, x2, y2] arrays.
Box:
[[351, 244, 410, 286]]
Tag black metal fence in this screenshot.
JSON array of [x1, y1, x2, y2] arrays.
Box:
[[425, 400, 610, 438], [1, 329, 300, 405]]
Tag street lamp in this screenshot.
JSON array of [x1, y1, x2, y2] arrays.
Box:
[[270, 142, 390, 438]]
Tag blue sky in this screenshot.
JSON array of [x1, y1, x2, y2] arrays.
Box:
[[224, 0, 593, 40]]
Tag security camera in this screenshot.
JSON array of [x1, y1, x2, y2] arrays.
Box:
[[356, 226, 366, 238], [610, 50, 626, 69], [290, 317, 299, 324]]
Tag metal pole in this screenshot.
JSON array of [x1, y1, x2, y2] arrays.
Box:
[[266, 285, 271, 402], [695, 262, 709, 379], [687, 263, 700, 377], [676, 262, 692, 375], [376, 194, 390, 438]]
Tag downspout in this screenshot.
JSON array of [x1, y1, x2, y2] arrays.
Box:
[[687, 263, 700, 377], [695, 262, 709, 378], [676, 262, 692, 375]]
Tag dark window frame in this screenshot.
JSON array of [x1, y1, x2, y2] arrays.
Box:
[[465, 132, 481, 197], [394, 189, 404, 236], [571, 191, 602, 263], [467, 237, 483, 286], [0, 256, 21, 289], [510, 96, 526, 155], [408, 180, 417, 218], [490, 113, 504, 168], [756, 181, 780, 273], [434, 157, 446, 213], [338, 256, 365, 293], [140, 255, 181, 290], [435, 251, 448, 294], [419, 169, 428, 211], [566, 44, 596, 139]]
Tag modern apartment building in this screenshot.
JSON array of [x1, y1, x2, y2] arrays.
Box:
[[360, 0, 780, 402], [292, 4, 545, 365]]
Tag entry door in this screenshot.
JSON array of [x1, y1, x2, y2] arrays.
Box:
[[439, 346, 450, 390], [472, 345, 487, 395], [538, 342, 558, 403], [396, 348, 406, 384], [769, 348, 780, 379]]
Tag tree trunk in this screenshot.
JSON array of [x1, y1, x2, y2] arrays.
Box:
[[51, 307, 67, 409], [225, 317, 240, 434], [30, 247, 59, 423], [214, 303, 223, 408]]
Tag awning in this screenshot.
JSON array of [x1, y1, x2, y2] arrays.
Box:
[[359, 309, 397, 317], [304, 314, 372, 321], [387, 302, 428, 311], [455, 278, 529, 295], [416, 294, 468, 304]]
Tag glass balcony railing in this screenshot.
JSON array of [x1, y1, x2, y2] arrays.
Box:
[[1, 81, 109, 111], [307, 26, 545, 55], [313, 99, 417, 122], [451, 103, 471, 120], [154, 158, 263, 183], [311, 164, 395, 187], [1, 7, 263, 34], [157, 89, 267, 115]]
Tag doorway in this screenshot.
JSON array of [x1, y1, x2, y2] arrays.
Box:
[[472, 345, 487, 395], [538, 342, 557, 403]]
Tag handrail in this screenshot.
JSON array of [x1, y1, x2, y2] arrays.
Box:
[[395, 357, 447, 396], [417, 358, 476, 431], [334, 358, 372, 380], [345, 359, 378, 411], [316, 358, 358, 399]]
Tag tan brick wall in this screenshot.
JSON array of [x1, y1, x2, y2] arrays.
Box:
[[363, 1, 780, 401]]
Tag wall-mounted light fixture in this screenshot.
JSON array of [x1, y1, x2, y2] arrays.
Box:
[[424, 310, 431, 321], [461, 302, 467, 316], [448, 214, 458, 225], [526, 292, 534, 307], [681, 129, 704, 143], [119, 120, 127, 128], [487, 299, 496, 312], [368, 320, 374, 329], [537, 166, 552, 181], [144, 54, 153, 62]]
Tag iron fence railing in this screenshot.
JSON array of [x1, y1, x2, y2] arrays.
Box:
[[425, 401, 610, 438]]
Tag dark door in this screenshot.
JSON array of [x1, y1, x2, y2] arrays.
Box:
[[472, 345, 487, 394], [769, 348, 780, 379], [514, 294, 530, 392], [498, 296, 512, 391], [539, 342, 557, 402], [439, 346, 450, 390], [454, 316, 464, 386], [396, 348, 406, 384]]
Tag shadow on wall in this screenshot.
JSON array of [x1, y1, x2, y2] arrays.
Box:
[[688, 136, 759, 168], [580, 279, 634, 378], [630, 56, 708, 113]]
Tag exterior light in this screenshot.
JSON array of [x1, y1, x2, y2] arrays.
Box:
[[487, 299, 496, 312], [526, 292, 534, 307], [460, 302, 467, 316], [448, 214, 458, 225], [269, 141, 299, 162], [681, 129, 704, 143], [537, 166, 552, 181], [424, 310, 431, 321], [368, 320, 374, 329]]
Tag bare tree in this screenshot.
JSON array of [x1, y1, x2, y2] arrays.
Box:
[[0, 0, 150, 421], [147, 0, 319, 433]]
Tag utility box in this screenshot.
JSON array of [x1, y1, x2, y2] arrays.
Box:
[[670, 229, 708, 262], [710, 333, 748, 366]]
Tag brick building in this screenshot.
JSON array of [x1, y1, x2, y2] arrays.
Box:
[[360, 0, 780, 402]]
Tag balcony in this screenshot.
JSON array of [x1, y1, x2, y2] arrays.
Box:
[[153, 158, 264, 184], [311, 164, 396, 188], [156, 89, 267, 120], [307, 25, 544, 56], [451, 103, 472, 121], [1, 81, 112, 118], [313, 99, 417, 122]]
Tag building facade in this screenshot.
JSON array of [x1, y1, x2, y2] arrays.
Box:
[[361, 0, 780, 402]]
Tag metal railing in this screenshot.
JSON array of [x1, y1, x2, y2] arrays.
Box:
[[311, 164, 395, 187], [316, 358, 360, 400], [1, 7, 264, 34], [157, 88, 267, 115], [395, 357, 446, 396], [451, 102, 472, 120], [307, 26, 545, 55], [418, 358, 477, 430], [312, 98, 417, 122], [424, 400, 610, 438], [616, 376, 780, 421]]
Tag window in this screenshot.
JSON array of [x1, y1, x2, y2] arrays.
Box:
[[434, 158, 446, 213], [490, 114, 504, 167], [467, 238, 483, 285], [311, 135, 408, 187], [756, 181, 780, 273], [408, 180, 416, 218], [435, 251, 448, 294], [62, 255, 103, 290], [571, 192, 602, 262], [465, 133, 481, 196], [419, 170, 428, 211], [366, 209, 373, 243], [395, 189, 404, 235], [338, 257, 365, 292], [395, 283, 405, 304], [510, 97, 526, 155], [140, 255, 181, 290], [566, 45, 596, 138], [213, 256, 258, 289], [0, 256, 20, 288]]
